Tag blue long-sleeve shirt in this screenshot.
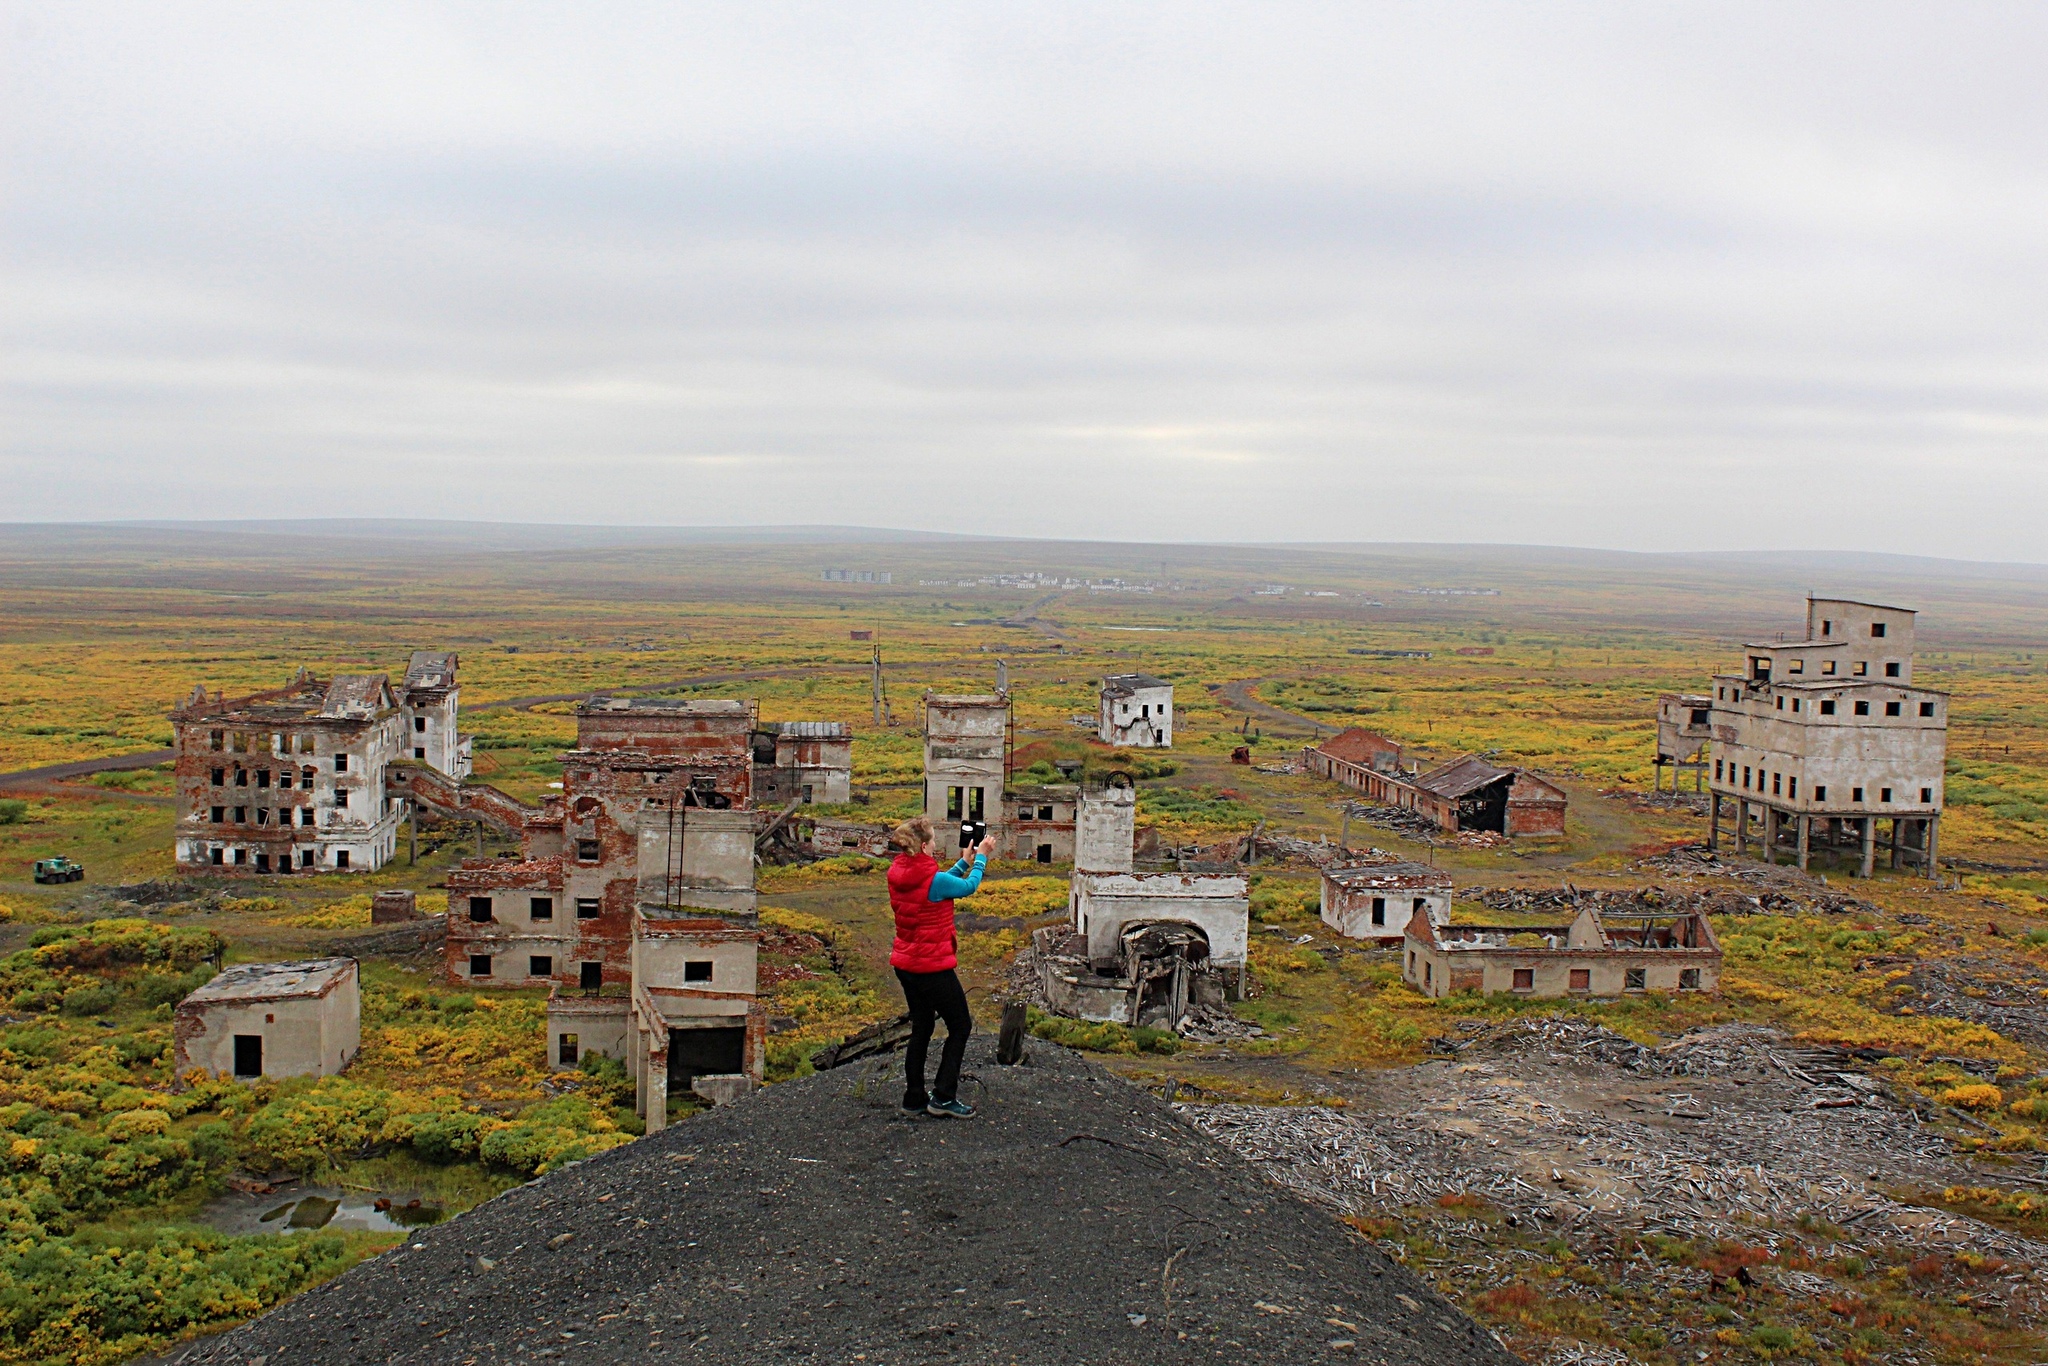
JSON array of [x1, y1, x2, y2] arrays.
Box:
[[929, 853, 987, 901]]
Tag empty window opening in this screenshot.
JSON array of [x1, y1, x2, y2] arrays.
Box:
[[1853, 701, 1870, 716], [558, 1032, 579, 1066], [335, 850, 350, 869], [1884, 662, 1901, 677], [530, 955, 553, 978], [468, 896, 493, 922], [234, 769, 247, 787], [530, 896, 553, 921], [1624, 967, 1647, 992], [255, 809, 269, 826], [1036, 844, 1052, 863], [1814, 785, 1827, 801], [300, 849, 315, 868], [1885, 701, 1902, 716], [1819, 700, 1836, 715], [233, 1035, 263, 1078], [1854, 662, 1867, 676], [1852, 786, 1865, 802], [1679, 968, 1700, 991], [580, 961, 602, 991], [256, 770, 270, 789], [1370, 896, 1386, 927], [1823, 661, 1837, 675], [1921, 787, 1933, 803], [210, 767, 224, 786], [211, 806, 225, 822], [1788, 777, 1798, 799], [334, 789, 350, 809], [334, 754, 348, 773], [254, 852, 270, 872], [234, 806, 247, 823], [414, 716, 427, 732], [210, 730, 225, 751], [576, 839, 601, 863], [414, 748, 426, 760], [1772, 773, 1781, 796], [210, 847, 225, 865], [1714, 759, 1723, 781], [575, 897, 602, 919], [1870, 622, 1887, 638], [1919, 701, 1936, 717], [684, 960, 714, 982], [1880, 787, 1893, 803], [469, 954, 492, 978]]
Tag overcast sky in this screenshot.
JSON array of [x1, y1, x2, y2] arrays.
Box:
[[6, 4, 2048, 556]]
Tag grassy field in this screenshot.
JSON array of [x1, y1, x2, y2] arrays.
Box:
[[0, 525, 2046, 1363]]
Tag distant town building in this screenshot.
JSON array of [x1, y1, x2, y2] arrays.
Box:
[[1320, 860, 1452, 945], [1303, 728, 1567, 838], [820, 569, 891, 583], [1706, 597, 1946, 877], [173, 958, 361, 1082], [1098, 674, 1173, 748], [1404, 906, 1719, 1000]]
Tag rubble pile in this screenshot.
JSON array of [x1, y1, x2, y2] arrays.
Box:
[[1181, 1020, 2044, 1279], [1475, 881, 1876, 920]]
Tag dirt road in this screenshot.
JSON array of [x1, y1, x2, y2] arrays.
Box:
[[1214, 678, 1337, 738]]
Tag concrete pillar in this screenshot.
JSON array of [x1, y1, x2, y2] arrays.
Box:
[[643, 1035, 668, 1135], [1859, 818, 1876, 879], [631, 1025, 645, 1117], [1926, 815, 1940, 880], [1764, 807, 1780, 864], [1708, 792, 1721, 851], [1888, 818, 1900, 871], [1796, 814, 1809, 872], [1735, 800, 1747, 854]]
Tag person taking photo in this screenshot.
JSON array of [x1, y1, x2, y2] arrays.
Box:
[[885, 817, 992, 1118]]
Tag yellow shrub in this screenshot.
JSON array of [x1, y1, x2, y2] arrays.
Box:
[[103, 1108, 172, 1140], [760, 906, 837, 940], [1944, 1083, 2004, 1110]]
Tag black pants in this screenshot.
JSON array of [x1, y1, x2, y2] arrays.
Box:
[[896, 967, 972, 1105]]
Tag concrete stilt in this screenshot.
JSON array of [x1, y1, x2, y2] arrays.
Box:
[[1736, 800, 1748, 855], [1859, 818, 1876, 879], [1796, 814, 1809, 872], [1708, 792, 1721, 851], [1764, 807, 1780, 864], [1888, 818, 1900, 871], [1926, 815, 1940, 880]]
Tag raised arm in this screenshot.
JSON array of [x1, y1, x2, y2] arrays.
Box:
[[928, 852, 988, 901]]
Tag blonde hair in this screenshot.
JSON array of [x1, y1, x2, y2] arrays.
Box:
[[889, 817, 935, 855]]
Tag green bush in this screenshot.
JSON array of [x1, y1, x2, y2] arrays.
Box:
[[59, 985, 118, 1018], [241, 1079, 392, 1175], [0, 1226, 348, 1366], [1026, 1009, 1180, 1056], [0, 800, 26, 825]]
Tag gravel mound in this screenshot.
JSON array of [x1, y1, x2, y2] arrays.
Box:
[[174, 1039, 1510, 1365]]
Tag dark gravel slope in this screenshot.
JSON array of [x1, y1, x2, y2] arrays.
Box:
[[175, 1040, 1513, 1365]]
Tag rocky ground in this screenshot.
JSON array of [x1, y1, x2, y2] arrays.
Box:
[[171, 1040, 1516, 1366]]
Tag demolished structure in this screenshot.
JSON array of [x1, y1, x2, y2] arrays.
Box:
[[433, 697, 763, 1130], [173, 958, 361, 1081], [751, 721, 852, 807], [1704, 597, 1947, 877], [1098, 674, 1174, 747], [1403, 905, 1720, 999], [1303, 727, 1568, 838], [1034, 777, 1247, 1028], [922, 691, 1080, 861], [1654, 693, 1712, 794], [1320, 859, 1452, 945], [170, 661, 471, 875]]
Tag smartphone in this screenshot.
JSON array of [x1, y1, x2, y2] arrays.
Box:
[[959, 819, 988, 850]]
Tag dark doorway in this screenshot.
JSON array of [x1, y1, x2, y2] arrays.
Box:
[[668, 1026, 746, 1091], [580, 961, 602, 992], [233, 1034, 263, 1078], [1455, 778, 1510, 834], [1036, 844, 1053, 863]]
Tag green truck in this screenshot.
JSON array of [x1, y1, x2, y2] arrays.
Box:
[[32, 857, 84, 885]]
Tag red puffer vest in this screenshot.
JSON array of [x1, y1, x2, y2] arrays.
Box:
[[887, 852, 958, 973]]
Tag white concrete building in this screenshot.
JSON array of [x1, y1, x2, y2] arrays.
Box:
[[1706, 597, 1947, 877], [173, 958, 361, 1081], [1320, 861, 1452, 943], [923, 693, 1010, 847], [400, 651, 472, 779], [1099, 674, 1173, 748]]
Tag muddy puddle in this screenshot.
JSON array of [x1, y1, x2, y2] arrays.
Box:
[[205, 1185, 446, 1236]]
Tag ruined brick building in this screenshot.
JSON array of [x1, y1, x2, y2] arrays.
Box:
[[1404, 905, 1720, 1000], [1320, 859, 1452, 945], [170, 657, 473, 874], [1654, 693, 1712, 794], [1705, 597, 1947, 877], [1303, 728, 1568, 838], [1098, 674, 1173, 747], [434, 697, 764, 1131]]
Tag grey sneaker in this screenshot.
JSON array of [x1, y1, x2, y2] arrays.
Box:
[[925, 1097, 976, 1119]]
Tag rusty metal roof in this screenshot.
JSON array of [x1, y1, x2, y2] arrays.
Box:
[[1315, 727, 1403, 766], [1412, 755, 1510, 800]]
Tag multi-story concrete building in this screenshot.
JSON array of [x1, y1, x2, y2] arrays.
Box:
[[1705, 597, 1947, 877], [922, 693, 1011, 849], [440, 696, 764, 1130], [1099, 674, 1173, 747], [170, 673, 411, 874], [399, 651, 472, 778]]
